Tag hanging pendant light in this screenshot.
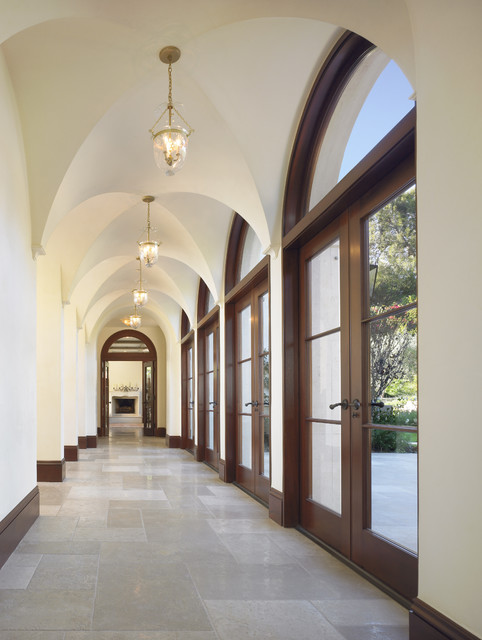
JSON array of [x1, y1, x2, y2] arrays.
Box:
[[149, 46, 193, 176], [129, 305, 142, 329], [138, 195, 159, 267], [133, 256, 148, 307]]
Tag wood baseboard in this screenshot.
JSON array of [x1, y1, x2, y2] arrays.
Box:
[[0, 486, 39, 570], [64, 445, 78, 461], [78, 436, 87, 449], [218, 459, 226, 482], [166, 434, 181, 448], [269, 487, 284, 526], [37, 459, 65, 482], [156, 427, 166, 437], [86, 435, 97, 448], [410, 599, 479, 640]]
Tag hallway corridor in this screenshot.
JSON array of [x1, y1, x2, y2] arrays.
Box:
[[0, 429, 408, 639]]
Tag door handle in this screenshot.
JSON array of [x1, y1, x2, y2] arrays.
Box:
[[245, 401, 259, 407], [329, 399, 360, 411], [209, 401, 218, 407], [370, 401, 385, 408]]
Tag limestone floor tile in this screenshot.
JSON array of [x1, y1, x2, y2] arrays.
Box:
[[203, 504, 269, 519], [68, 487, 167, 501], [66, 631, 217, 639], [267, 528, 328, 557], [204, 600, 347, 640], [337, 625, 409, 640], [72, 526, 146, 542], [207, 517, 280, 534], [16, 540, 102, 556], [188, 560, 340, 600], [0, 632, 65, 639], [296, 555, 393, 600], [0, 589, 95, 630], [107, 507, 143, 528], [28, 554, 98, 590], [92, 562, 213, 632], [216, 532, 297, 565], [39, 505, 62, 515], [311, 598, 409, 626], [109, 499, 172, 510], [0, 564, 37, 589], [23, 515, 79, 542], [37, 483, 72, 505]]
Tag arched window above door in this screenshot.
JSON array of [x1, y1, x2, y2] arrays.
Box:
[[309, 52, 413, 210], [225, 213, 265, 295], [101, 329, 156, 361], [284, 31, 414, 235]]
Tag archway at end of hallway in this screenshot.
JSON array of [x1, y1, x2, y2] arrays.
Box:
[[100, 330, 158, 438]]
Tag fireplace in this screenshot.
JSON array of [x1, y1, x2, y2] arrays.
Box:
[[114, 398, 135, 414], [110, 392, 141, 419]]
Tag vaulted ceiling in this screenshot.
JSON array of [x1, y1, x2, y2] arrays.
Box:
[[0, 0, 415, 340]]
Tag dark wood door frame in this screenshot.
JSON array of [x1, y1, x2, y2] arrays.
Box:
[[224, 258, 269, 485], [181, 335, 195, 452], [197, 312, 220, 469], [99, 330, 157, 437], [282, 139, 416, 601]]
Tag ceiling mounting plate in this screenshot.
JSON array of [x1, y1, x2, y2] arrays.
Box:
[[159, 46, 181, 64], [142, 195, 155, 203]]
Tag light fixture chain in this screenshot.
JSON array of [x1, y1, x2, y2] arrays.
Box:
[[168, 62, 173, 126]]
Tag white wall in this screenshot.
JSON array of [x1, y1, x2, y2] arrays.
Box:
[[408, 1, 482, 636], [109, 361, 142, 390], [36, 254, 63, 460], [77, 327, 86, 440], [62, 303, 78, 447], [0, 51, 37, 519]]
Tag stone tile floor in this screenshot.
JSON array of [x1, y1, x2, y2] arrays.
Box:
[[0, 426, 409, 639]]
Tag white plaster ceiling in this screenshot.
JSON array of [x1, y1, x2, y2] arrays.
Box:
[[0, 0, 415, 342]]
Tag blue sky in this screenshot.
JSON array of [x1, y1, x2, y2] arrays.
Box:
[[339, 60, 414, 180]]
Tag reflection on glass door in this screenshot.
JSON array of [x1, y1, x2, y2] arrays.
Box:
[[143, 361, 155, 436], [101, 360, 110, 437], [235, 280, 270, 503]]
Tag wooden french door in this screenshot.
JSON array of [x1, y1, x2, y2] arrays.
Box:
[[235, 280, 270, 503], [182, 339, 195, 452], [142, 361, 156, 436], [204, 319, 220, 469], [100, 360, 110, 437], [300, 180, 418, 599]]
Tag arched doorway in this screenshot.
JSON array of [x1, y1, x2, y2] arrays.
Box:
[[100, 330, 157, 438]]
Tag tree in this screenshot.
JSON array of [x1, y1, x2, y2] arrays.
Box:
[[368, 187, 417, 411]]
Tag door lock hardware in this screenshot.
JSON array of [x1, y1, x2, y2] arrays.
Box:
[[245, 401, 259, 407], [208, 401, 218, 407], [329, 398, 361, 411]]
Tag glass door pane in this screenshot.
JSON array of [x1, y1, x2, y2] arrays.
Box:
[[258, 292, 270, 478], [364, 185, 418, 553], [306, 240, 342, 513], [237, 302, 252, 471]]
